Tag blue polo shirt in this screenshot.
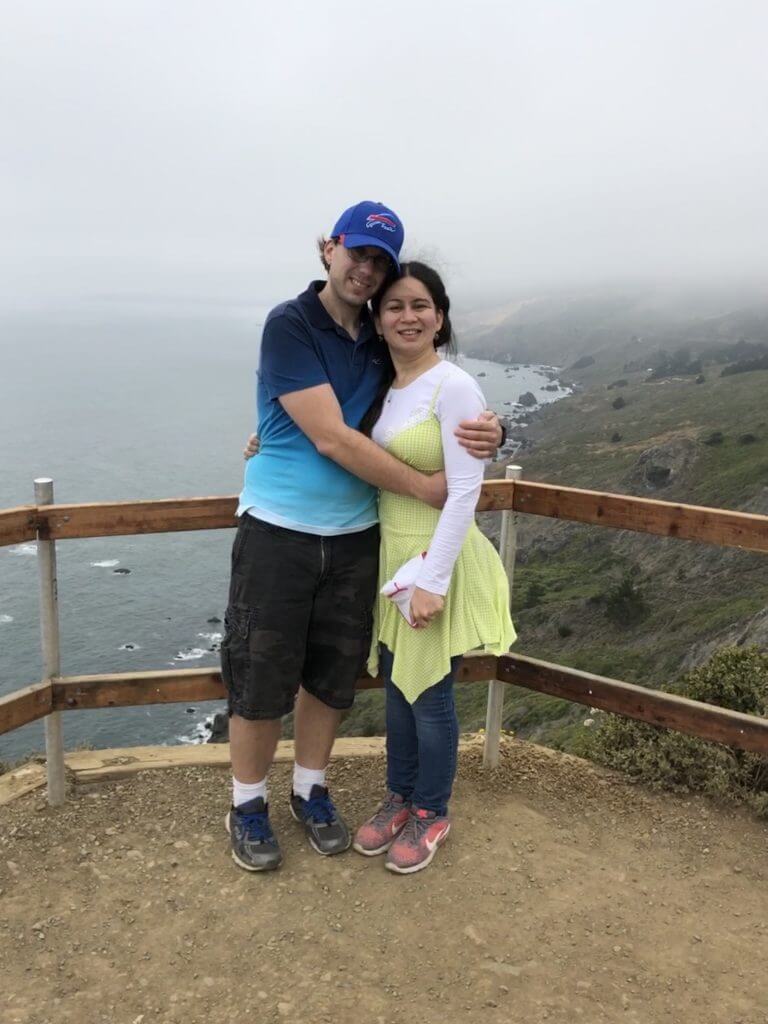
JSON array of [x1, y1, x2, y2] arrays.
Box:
[[238, 282, 386, 535]]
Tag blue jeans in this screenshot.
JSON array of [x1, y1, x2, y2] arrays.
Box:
[[380, 644, 462, 817]]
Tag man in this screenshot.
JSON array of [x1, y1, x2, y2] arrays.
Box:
[[223, 200, 502, 872]]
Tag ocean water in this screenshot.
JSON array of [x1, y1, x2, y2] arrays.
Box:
[[0, 310, 568, 761]]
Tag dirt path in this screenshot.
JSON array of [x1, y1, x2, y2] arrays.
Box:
[[2, 739, 768, 1024]]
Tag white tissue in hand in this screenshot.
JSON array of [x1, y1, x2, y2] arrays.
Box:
[[380, 551, 427, 627]]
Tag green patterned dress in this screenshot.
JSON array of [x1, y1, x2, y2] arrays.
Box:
[[367, 378, 516, 704]]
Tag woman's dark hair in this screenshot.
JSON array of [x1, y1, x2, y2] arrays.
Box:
[[359, 261, 456, 436]]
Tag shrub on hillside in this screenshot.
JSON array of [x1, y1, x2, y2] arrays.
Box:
[[604, 571, 649, 626], [523, 580, 545, 608], [586, 647, 768, 816]]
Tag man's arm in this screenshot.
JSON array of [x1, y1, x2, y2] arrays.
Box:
[[455, 410, 504, 456], [244, 411, 504, 463], [279, 384, 447, 508]]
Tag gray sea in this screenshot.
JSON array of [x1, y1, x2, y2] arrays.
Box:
[[0, 308, 570, 761]]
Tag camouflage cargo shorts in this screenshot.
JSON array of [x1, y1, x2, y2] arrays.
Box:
[[220, 514, 379, 720]]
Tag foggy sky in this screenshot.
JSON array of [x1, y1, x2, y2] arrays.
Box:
[[2, 1, 767, 314]]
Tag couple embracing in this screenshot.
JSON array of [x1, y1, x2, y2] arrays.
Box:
[[221, 201, 516, 875]]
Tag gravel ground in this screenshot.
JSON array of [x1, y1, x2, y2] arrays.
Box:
[[2, 739, 768, 1024]]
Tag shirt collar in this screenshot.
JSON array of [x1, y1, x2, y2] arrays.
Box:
[[297, 281, 374, 342]]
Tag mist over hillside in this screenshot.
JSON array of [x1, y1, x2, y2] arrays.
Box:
[[456, 282, 768, 368]]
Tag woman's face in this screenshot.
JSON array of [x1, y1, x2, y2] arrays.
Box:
[[375, 275, 444, 360]]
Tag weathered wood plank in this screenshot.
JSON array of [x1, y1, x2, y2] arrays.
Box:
[[65, 737, 388, 783], [0, 762, 47, 806], [512, 481, 768, 552], [498, 652, 768, 755], [53, 669, 226, 709], [23, 483, 768, 550], [51, 652, 498, 711], [38, 496, 239, 540], [0, 682, 52, 736], [0, 506, 37, 548]]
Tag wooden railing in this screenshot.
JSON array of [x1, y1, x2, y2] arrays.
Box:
[[2, 475, 767, 805]]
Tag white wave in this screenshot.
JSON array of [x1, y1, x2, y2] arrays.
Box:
[[0, 614, 13, 624], [172, 647, 207, 662], [8, 543, 36, 557], [91, 559, 120, 568], [176, 715, 214, 745], [197, 631, 223, 643]]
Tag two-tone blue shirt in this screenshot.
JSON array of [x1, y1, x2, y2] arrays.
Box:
[[238, 282, 386, 535]]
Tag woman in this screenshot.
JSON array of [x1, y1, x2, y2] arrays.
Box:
[[353, 262, 516, 874]]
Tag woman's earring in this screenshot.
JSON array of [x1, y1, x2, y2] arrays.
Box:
[[378, 334, 385, 342]]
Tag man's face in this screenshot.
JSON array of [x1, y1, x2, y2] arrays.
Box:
[[325, 239, 391, 308]]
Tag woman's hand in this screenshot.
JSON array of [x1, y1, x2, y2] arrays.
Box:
[[243, 433, 260, 460], [454, 410, 502, 458], [409, 587, 445, 629]]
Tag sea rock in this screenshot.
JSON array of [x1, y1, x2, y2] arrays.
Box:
[[208, 712, 230, 744], [113, 568, 131, 575], [207, 616, 222, 624], [518, 392, 537, 408]]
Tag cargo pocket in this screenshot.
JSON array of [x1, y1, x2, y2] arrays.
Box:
[[220, 605, 252, 698]]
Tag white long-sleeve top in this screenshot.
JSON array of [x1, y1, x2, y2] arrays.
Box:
[[371, 360, 486, 596]]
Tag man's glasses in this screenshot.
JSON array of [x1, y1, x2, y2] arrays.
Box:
[[343, 246, 392, 273]]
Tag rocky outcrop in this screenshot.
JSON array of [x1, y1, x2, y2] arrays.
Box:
[[626, 438, 699, 492], [681, 606, 768, 670]]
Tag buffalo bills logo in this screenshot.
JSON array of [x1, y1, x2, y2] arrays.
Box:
[[366, 213, 397, 233]]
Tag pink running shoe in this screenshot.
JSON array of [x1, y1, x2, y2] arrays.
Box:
[[353, 792, 410, 856], [385, 807, 451, 874]]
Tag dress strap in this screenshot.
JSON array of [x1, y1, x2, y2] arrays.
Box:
[[428, 372, 448, 415]]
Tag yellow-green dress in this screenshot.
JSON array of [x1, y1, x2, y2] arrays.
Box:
[[367, 386, 516, 704]]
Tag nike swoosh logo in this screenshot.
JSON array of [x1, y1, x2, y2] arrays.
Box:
[[425, 825, 449, 853]]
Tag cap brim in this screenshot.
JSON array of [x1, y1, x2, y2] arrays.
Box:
[[341, 233, 400, 270]]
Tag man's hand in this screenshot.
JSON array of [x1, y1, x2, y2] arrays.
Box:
[[410, 587, 445, 629], [414, 471, 448, 510], [455, 410, 503, 458], [243, 433, 260, 460]]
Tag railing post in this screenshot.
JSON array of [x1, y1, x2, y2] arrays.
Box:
[[483, 464, 522, 768], [34, 478, 66, 805]]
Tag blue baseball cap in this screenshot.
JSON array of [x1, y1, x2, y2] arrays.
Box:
[[331, 201, 404, 269]]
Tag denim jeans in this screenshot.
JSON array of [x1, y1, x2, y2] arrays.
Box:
[[380, 644, 462, 817]]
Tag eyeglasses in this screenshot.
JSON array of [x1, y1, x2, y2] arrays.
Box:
[[342, 246, 392, 273]]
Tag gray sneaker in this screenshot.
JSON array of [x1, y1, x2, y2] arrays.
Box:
[[225, 796, 282, 872], [289, 785, 351, 856]]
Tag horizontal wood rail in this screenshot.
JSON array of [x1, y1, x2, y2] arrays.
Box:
[[0, 506, 37, 547], [497, 653, 768, 755], [2, 483, 766, 549], [0, 682, 53, 734], [4, 653, 768, 756], [511, 481, 768, 552]]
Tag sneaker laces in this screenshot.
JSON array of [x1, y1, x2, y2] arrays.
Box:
[[398, 812, 432, 849], [303, 792, 337, 826], [239, 809, 274, 844], [369, 793, 405, 827]]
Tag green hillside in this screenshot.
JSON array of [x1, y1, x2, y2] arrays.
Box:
[[337, 326, 768, 754]]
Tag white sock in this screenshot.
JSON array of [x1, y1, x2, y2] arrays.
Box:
[[292, 763, 327, 801], [232, 776, 267, 809]]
